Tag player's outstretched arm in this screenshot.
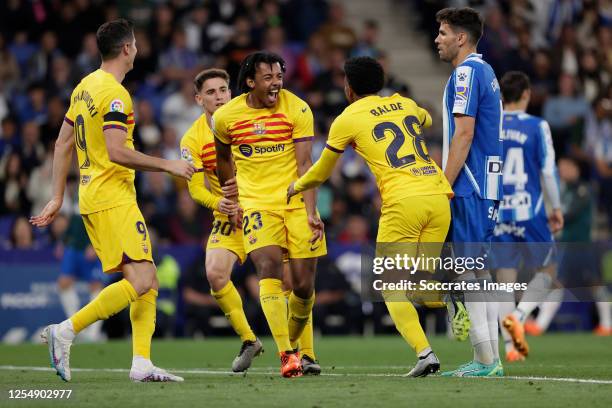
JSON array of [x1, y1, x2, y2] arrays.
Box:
[[294, 138, 326, 242], [105, 127, 195, 179], [30, 120, 74, 227], [288, 147, 340, 199], [444, 114, 475, 186]]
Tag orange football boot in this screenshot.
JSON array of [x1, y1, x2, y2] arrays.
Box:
[[505, 348, 525, 362], [593, 325, 612, 336], [280, 351, 302, 378], [524, 319, 543, 336], [502, 314, 529, 357]]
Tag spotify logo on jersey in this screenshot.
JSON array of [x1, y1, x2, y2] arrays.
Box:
[[239, 144, 253, 157]]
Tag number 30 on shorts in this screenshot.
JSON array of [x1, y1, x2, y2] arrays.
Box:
[[211, 220, 233, 236], [243, 211, 263, 236]]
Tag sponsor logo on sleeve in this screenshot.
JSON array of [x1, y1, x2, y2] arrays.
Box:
[[453, 66, 472, 110], [110, 99, 124, 113], [181, 147, 193, 163]]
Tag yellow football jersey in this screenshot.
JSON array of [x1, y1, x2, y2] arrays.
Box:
[[65, 69, 136, 214], [326, 93, 453, 203], [180, 113, 223, 213], [212, 89, 314, 210]]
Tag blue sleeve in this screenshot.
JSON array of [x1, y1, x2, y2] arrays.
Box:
[[452, 64, 480, 117], [538, 119, 562, 209]]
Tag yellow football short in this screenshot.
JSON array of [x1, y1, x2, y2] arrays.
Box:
[[376, 194, 450, 271], [82, 202, 154, 273], [377, 193, 451, 243], [242, 207, 327, 259], [377, 194, 451, 304], [207, 212, 247, 264]]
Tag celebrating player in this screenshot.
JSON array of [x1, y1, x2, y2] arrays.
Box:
[[435, 8, 505, 377], [492, 71, 563, 362], [180, 68, 267, 372], [30, 19, 194, 382], [213, 52, 326, 377], [288, 56, 461, 377]]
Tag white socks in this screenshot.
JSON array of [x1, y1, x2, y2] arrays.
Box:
[[593, 286, 611, 329], [514, 272, 553, 323], [535, 288, 563, 331], [460, 272, 495, 365], [59, 287, 80, 318]]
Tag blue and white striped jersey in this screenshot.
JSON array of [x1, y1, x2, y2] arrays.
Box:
[[442, 53, 503, 200], [498, 111, 558, 222]]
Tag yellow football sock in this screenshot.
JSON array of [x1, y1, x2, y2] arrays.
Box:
[[212, 281, 256, 342], [259, 278, 291, 352], [71, 279, 137, 333], [288, 292, 314, 349], [130, 289, 157, 360], [385, 301, 430, 355], [298, 311, 316, 360]]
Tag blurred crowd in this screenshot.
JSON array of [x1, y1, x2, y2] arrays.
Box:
[[0, 0, 611, 336]]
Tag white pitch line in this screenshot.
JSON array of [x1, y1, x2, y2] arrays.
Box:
[[1, 366, 611, 385]]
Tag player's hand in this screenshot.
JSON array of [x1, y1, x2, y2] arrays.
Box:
[[549, 209, 564, 234], [30, 197, 63, 228], [221, 178, 238, 198], [167, 159, 196, 180], [287, 182, 297, 204], [217, 197, 239, 216], [229, 210, 243, 232], [307, 214, 324, 243]]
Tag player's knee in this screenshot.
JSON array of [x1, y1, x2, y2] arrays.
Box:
[[206, 268, 229, 291], [291, 279, 314, 299], [255, 257, 282, 279], [126, 263, 157, 295]]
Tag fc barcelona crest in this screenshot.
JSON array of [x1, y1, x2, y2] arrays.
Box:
[[253, 122, 266, 135]]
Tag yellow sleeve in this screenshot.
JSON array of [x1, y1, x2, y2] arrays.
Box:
[[291, 99, 314, 142], [180, 135, 220, 210], [324, 114, 354, 153], [211, 110, 231, 145], [64, 89, 76, 126], [417, 106, 432, 129], [294, 146, 341, 193]]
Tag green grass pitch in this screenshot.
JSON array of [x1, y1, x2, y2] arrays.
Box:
[[1, 334, 611, 407]]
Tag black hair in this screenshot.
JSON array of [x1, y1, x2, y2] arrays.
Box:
[[194, 68, 230, 92], [500, 71, 530, 103], [237, 51, 286, 94], [343, 56, 385, 96], [96, 18, 135, 61], [436, 7, 484, 46]]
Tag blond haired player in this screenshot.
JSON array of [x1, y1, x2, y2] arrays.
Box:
[[181, 68, 321, 375], [213, 52, 326, 377], [180, 68, 263, 372], [288, 56, 467, 377], [30, 19, 194, 382]]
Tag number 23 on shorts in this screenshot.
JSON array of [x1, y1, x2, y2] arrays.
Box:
[[243, 211, 263, 235]]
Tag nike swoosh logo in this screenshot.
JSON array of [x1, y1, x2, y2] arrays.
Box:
[[301, 107, 307, 113], [310, 244, 320, 251]]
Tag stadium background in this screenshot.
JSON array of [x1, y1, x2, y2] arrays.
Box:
[[0, 0, 611, 343]]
